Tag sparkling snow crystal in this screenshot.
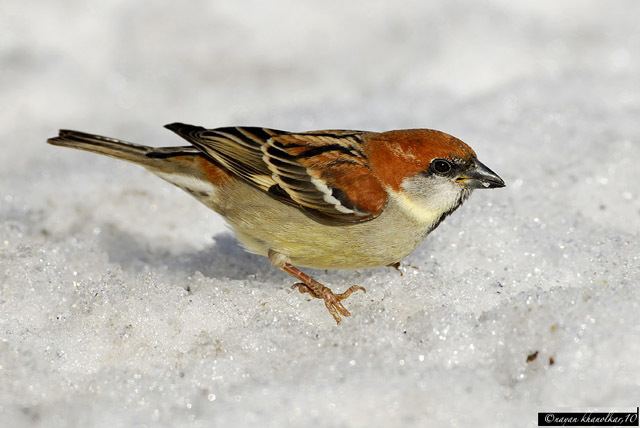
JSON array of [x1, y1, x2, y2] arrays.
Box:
[[1, 1, 639, 427]]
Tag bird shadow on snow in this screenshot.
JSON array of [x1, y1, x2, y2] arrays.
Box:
[[97, 223, 373, 287], [97, 223, 278, 282]]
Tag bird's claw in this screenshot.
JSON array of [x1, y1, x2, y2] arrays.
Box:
[[292, 283, 366, 324]]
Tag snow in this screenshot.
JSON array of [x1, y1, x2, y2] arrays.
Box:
[[2, 1, 640, 427]]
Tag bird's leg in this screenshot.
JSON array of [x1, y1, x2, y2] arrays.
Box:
[[388, 261, 419, 275], [388, 261, 403, 276], [287, 268, 366, 324], [268, 250, 365, 324]]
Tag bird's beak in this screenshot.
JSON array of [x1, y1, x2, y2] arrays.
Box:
[[456, 159, 505, 189]]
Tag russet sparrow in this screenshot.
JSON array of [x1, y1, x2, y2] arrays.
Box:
[[48, 123, 505, 323]]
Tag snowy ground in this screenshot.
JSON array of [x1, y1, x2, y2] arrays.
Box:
[[2, 1, 639, 427]]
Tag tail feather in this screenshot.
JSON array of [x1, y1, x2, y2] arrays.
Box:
[[46, 129, 223, 186], [47, 126, 238, 208], [47, 130, 155, 165]]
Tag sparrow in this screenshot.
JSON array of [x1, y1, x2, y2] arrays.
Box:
[[47, 123, 505, 323]]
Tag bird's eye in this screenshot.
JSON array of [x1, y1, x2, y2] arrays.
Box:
[[431, 159, 452, 175]]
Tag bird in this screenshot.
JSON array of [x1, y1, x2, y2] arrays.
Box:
[[47, 123, 505, 323]]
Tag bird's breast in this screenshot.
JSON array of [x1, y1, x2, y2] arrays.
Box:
[[212, 181, 438, 269]]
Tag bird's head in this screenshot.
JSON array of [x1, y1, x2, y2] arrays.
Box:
[[366, 129, 505, 225]]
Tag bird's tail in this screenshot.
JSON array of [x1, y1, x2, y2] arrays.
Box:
[[46, 129, 228, 197], [47, 130, 157, 167]]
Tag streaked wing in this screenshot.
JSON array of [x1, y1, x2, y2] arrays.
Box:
[[164, 123, 387, 224]]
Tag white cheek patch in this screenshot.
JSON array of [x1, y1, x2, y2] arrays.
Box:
[[390, 178, 466, 225], [154, 171, 217, 197]]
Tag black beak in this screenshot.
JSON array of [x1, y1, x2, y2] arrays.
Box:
[[457, 159, 505, 189]]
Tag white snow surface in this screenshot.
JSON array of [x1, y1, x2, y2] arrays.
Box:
[[2, 1, 640, 427]]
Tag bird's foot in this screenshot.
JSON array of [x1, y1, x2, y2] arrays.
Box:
[[292, 282, 366, 324], [268, 250, 366, 324], [388, 261, 419, 276], [388, 261, 403, 276]]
